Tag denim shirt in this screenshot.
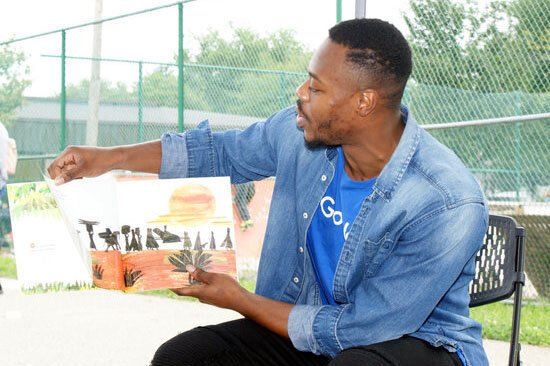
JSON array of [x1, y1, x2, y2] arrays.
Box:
[[159, 106, 489, 366]]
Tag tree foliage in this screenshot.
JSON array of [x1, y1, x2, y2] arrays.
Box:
[[143, 27, 311, 117], [405, 0, 549, 93], [63, 27, 311, 118], [0, 44, 30, 125], [404, 0, 549, 194], [65, 79, 134, 103]]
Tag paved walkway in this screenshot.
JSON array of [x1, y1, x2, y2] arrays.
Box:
[[1, 277, 549, 365]]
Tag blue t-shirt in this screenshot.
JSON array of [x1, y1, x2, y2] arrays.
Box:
[[307, 147, 376, 305]]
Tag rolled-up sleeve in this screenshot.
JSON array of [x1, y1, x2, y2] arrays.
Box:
[[159, 132, 189, 179], [288, 304, 323, 354], [159, 108, 292, 182], [288, 202, 488, 358], [289, 304, 352, 356]]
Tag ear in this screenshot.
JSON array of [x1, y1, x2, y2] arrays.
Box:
[[357, 90, 377, 117]]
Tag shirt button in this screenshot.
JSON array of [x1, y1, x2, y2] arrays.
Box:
[[293, 276, 300, 284], [298, 246, 304, 253], [303, 212, 308, 219], [321, 175, 327, 181]]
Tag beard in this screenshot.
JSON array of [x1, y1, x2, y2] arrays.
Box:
[[296, 99, 341, 149]]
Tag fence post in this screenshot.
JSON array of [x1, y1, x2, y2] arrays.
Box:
[[355, 0, 366, 18], [60, 29, 67, 151], [514, 92, 522, 201], [177, 2, 185, 132], [336, 0, 342, 23], [138, 61, 144, 142]]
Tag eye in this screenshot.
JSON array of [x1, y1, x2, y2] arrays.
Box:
[[308, 86, 319, 94]]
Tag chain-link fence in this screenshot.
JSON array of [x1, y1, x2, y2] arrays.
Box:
[[402, 0, 550, 300], [0, 0, 548, 299]]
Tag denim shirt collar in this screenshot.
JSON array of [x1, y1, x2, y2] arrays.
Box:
[[372, 105, 420, 201]]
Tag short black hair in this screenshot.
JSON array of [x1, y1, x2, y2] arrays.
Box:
[[329, 18, 412, 105]]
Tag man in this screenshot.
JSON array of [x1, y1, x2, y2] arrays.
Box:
[[48, 19, 488, 366]]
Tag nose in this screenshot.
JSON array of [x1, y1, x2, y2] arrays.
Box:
[[296, 80, 309, 102]]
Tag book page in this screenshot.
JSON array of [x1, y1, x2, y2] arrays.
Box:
[[45, 173, 119, 253], [7, 182, 93, 291], [90, 251, 125, 290], [45, 173, 124, 291], [113, 176, 238, 292], [9, 175, 238, 293], [120, 249, 237, 292]]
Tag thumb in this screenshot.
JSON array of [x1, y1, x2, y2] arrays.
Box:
[[186, 265, 210, 283], [54, 165, 83, 185]]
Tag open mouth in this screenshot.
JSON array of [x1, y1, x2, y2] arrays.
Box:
[[295, 101, 308, 128]]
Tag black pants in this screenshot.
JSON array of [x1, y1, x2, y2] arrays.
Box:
[[150, 319, 462, 366]]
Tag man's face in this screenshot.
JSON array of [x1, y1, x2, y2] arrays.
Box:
[[295, 39, 359, 147]]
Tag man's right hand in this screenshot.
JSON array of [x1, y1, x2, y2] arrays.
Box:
[[47, 146, 121, 185], [47, 140, 162, 185]]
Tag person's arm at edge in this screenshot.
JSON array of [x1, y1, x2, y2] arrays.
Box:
[[115, 140, 162, 174], [47, 140, 162, 184]]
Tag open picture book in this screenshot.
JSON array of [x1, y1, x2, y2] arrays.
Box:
[[7, 174, 237, 293]]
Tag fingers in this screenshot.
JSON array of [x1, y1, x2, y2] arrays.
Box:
[[47, 146, 106, 184], [51, 162, 83, 185], [170, 286, 200, 297], [170, 266, 211, 297], [54, 168, 81, 185], [187, 265, 212, 284], [47, 147, 83, 184]]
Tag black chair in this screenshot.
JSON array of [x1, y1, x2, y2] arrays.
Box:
[[469, 214, 526, 366]]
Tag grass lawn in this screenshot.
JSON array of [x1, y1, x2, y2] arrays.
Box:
[[471, 301, 550, 346], [0, 254, 16, 278], [2, 253, 548, 345]]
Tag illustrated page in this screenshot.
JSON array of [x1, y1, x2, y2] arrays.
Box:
[[111, 175, 237, 292], [8, 174, 238, 293], [7, 182, 93, 291]]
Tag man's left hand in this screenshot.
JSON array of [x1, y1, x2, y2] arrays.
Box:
[[171, 265, 248, 311], [171, 264, 294, 339]]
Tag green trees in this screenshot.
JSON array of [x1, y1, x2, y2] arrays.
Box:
[[404, 0, 549, 194], [63, 27, 311, 118], [0, 44, 30, 125], [404, 0, 473, 90], [507, 0, 549, 93], [140, 66, 179, 107], [144, 27, 311, 117], [65, 79, 134, 103], [404, 0, 549, 122], [404, 0, 549, 95]]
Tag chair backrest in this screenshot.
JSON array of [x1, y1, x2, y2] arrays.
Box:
[[469, 214, 526, 366], [469, 214, 524, 306]]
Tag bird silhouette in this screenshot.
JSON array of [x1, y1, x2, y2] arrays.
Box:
[[220, 227, 233, 250], [153, 225, 180, 243], [209, 231, 216, 250], [183, 231, 192, 249], [121, 225, 131, 251], [146, 228, 160, 250], [135, 227, 143, 250], [129, 228, 140, 251], [98, 228, 121, 251], [193, 232, 207, 251], [78, 219, 99, 250]]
